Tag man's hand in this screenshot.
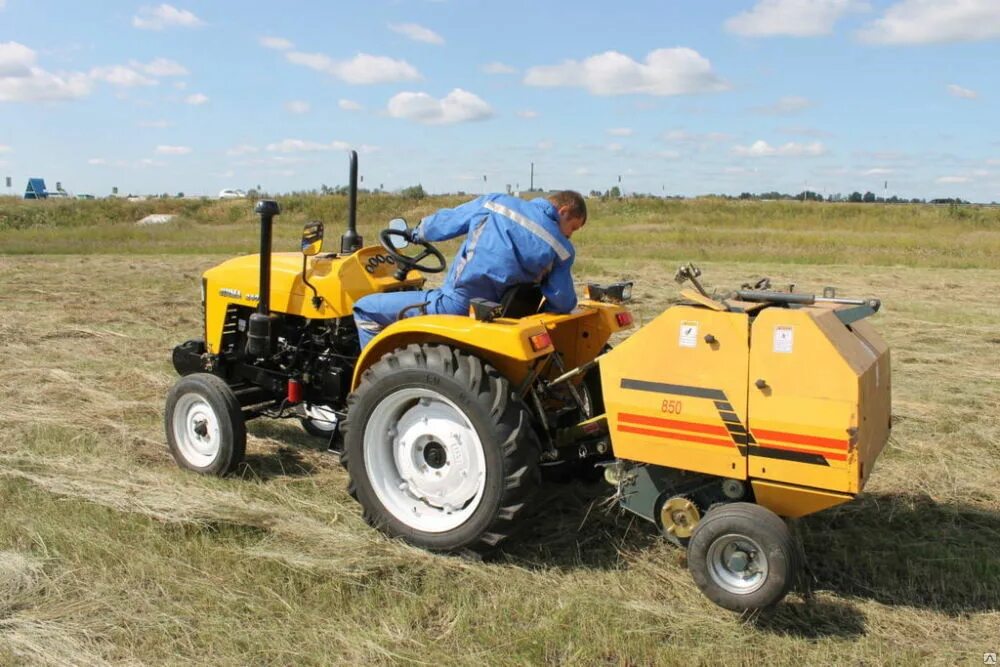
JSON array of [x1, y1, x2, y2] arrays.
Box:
[[403, 226, 420, 243]]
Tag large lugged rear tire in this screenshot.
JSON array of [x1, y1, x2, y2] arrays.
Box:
[[164, 373, 246, 476], [343, 344, 541, 554], [687, 502, 800, 612]]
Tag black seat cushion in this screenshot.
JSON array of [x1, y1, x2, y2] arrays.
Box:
[[499, 284, 544, 318]]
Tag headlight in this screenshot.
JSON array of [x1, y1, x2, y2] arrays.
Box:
[[587, 281, 634, 303]]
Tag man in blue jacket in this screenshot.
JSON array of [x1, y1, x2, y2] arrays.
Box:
[[353, 190, 587, 349]]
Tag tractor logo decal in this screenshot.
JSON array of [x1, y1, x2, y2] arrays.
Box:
[[619, 378, 845, 467]]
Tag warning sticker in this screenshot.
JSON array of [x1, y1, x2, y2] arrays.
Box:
[[773, 326, 794, 353], [679, 321, 699, 348]]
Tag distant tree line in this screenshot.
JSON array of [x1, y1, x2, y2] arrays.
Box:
[[735, 191, 970, 205]]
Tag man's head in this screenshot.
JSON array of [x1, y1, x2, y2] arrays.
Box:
[[548, 190, 587, 239]]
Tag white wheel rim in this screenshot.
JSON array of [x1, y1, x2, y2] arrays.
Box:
[[363, 387, 486, 533], [706, 533, 769, 595], [304, 403, 339, 432], [172, 394, 222, 468]]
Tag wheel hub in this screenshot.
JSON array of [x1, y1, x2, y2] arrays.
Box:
[[707, 534, 769, 594], [363, 387, 486, 533], [171, 394, 221, 467]]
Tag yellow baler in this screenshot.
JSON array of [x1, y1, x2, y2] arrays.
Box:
[[597, 277, 890, 610]]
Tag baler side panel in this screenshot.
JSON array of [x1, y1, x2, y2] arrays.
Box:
[[748, 308, 867, 494], [601, 306, 749, 479]]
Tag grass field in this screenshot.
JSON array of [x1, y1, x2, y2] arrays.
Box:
[[1, 196, 999, 665]]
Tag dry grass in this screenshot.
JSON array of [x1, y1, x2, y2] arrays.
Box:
[[0, 205, 999, 664]]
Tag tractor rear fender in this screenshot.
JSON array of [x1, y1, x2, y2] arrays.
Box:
[[351, 302, 635, 391], [351, 315, 552, 390]]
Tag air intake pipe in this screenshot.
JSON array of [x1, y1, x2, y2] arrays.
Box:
[[247, 199, 280, 358]]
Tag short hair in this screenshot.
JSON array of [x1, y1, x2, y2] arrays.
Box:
[[548, 190, 587, 224]]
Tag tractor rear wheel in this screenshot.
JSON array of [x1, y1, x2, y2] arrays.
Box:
[[687, 502, 800, 612], [165, 373, 246, 476], [343, 344, 540, 554]]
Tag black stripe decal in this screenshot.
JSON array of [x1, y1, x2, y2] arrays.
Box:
[[620, 379, 727, 401], [724, 422, 748, 435], [719, 411, 741, 423], [749, 445, 830, 467], [714, 401, 733, 412]]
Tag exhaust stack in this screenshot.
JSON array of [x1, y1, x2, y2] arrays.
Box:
[[340, 150, 363, 254]]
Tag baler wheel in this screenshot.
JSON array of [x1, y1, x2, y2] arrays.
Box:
[[165, 373, 246, 476], [687, 502, 800, 612]]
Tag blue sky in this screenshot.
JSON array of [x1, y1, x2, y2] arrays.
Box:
[[1, 0, 998, 200]]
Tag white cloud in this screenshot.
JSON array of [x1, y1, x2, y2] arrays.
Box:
[[284, 100, 311, 114], [537, 140, 554, 151], [0, 41, 36, 77], [388, 23, 444, 45], [137, 119, 173, 128], [517, 110, 538, 118], [732, 139, 827, 156], [858, 0, 1000, 44], [0, 42, 92, 102], [726, 0, 869, 37], [132, 58, 188, 77], [285, 51, 420, 84], [482, 62, 516, 75], [608, 127, 634, 136], [0, 144, 11, 153], [0, 1, 6, 10], [132, 4, 204, 30], [339, 99, 363, 111], [266, 139, 352, 153], [89, 65, 157, 87], [987, 159, 1000, 166], [524, 48, 728, 96], [936, 175, 969, 184], [607, 143, 624, 152], [185, 93, 208, 105], [387, 88, 493, 125], [226, 144, 258, 156], [663, 130, 732, 145], [260, 36, 294, 51], [155, 145, 192, 155], [87, 158, 106, 165], [658, 149, 681, 159], [753, 95, 814, 114], [138, 158, 167, 167], [947, 84, 978, 100], [862, 168, 894, 175]]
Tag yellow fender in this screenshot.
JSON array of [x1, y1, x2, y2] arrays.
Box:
[[351, 314, 553, 390]]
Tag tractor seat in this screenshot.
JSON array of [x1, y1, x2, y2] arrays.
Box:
[[498, 283, 545, 318]]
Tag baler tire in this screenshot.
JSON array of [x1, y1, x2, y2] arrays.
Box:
[[342, 344, 541, 555], [165, 373, 246, 476], [687, 502, 799, 612]]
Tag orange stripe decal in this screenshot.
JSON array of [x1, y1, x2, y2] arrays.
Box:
[[618, 424, 734, 449], [752, 428, 848, 451], [619, 413, 730, 437]]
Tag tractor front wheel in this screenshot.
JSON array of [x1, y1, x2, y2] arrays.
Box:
[[343, 344, 540, 554], [164, 373, 246, 476], [687, 502, 800, 612]]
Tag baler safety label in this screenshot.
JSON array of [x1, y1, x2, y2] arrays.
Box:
[[679, 321, 699, 348], [773, 326, 794, 353]]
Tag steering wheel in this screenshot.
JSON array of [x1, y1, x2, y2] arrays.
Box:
[[379, 228, 447, 278]]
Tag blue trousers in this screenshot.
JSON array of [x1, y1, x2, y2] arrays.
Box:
[[353, 289, 467, 349]]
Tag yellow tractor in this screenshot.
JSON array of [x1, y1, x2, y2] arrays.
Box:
[[165, 152, 891, 611]]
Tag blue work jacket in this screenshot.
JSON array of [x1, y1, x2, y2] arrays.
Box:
[[413, 194, 578, 313]]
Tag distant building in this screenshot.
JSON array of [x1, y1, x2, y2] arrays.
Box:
[[24, 178, 48, 199]]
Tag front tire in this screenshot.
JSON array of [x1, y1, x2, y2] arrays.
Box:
[[687, 502, 800, 612], [165, 373, 246, 476], [343, 344, 540, 554]]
